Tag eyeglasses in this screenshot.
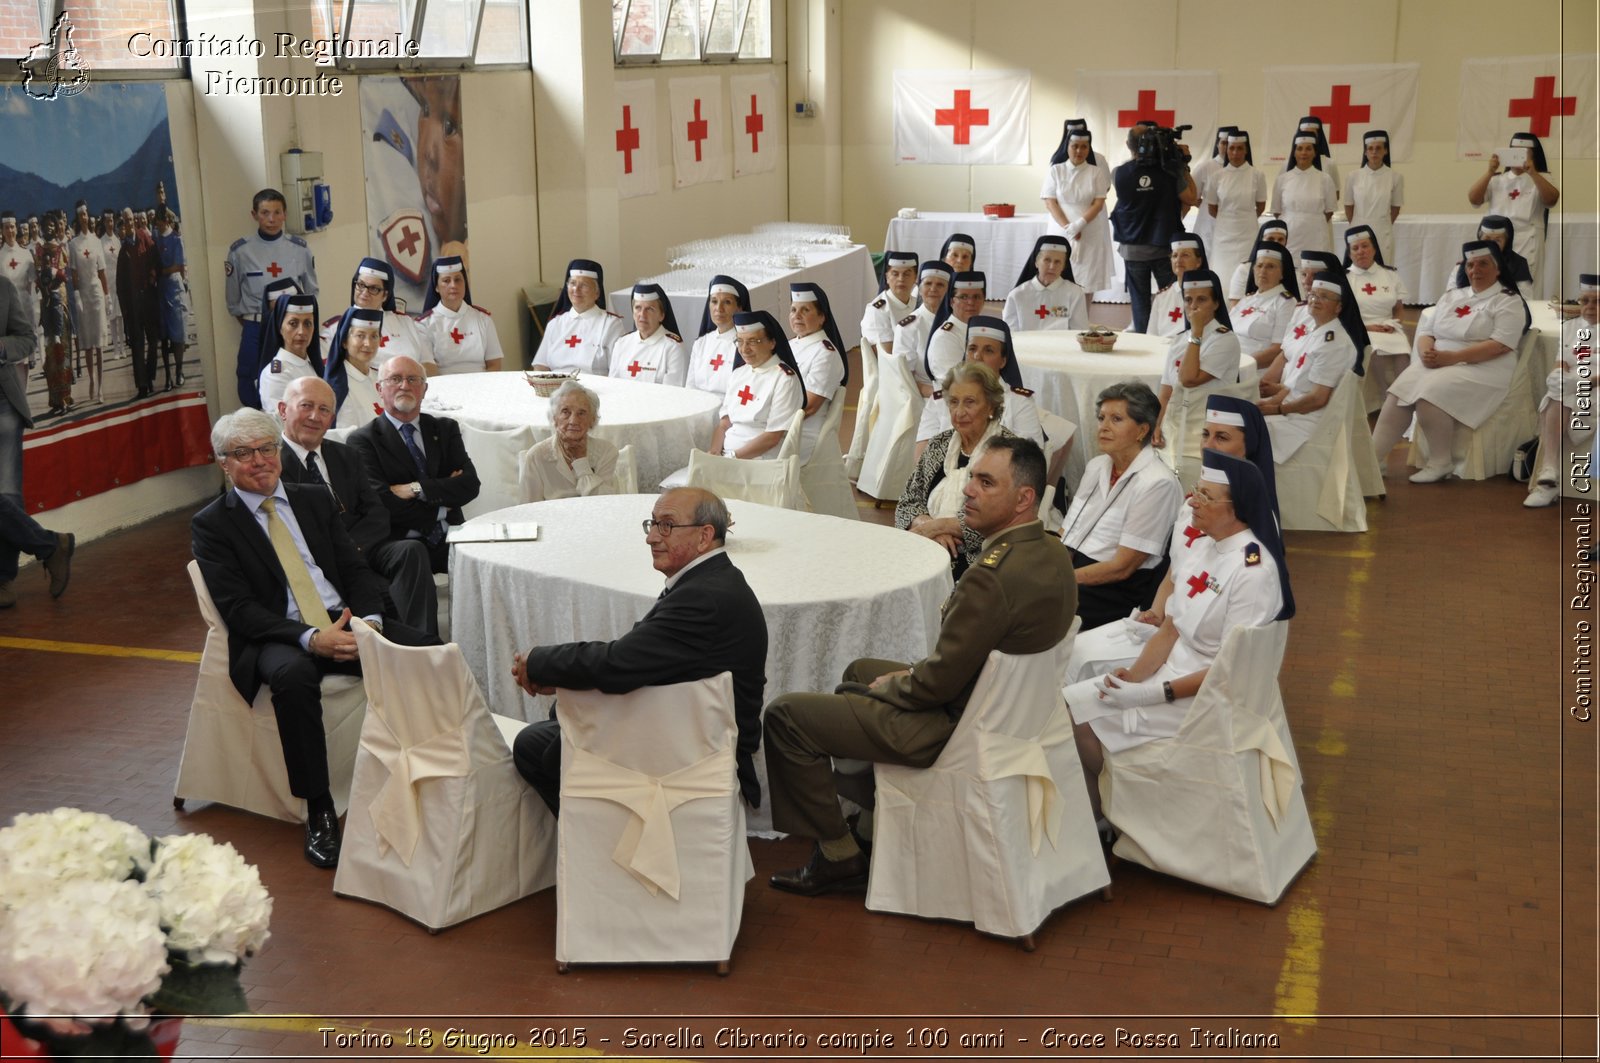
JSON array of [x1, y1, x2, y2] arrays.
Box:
[[381, 374, 425, 386], [226, 444, 280, 461], [353, 281, 387, 296], [641, 519, 711, 536]]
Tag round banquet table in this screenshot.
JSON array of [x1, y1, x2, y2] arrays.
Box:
[[419, 372, 721, 490], [450, 494, 955, 832], [1012, 330, 1257, 491]]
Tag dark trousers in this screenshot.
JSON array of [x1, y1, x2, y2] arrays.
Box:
[[0, 493, 55, 582], [1069, 546, 1169, 632], [256, 617, 437, 798], [512, 717, 563, 816], [763, 658, 958, 844], [1123, 256, 1176, 334], [126, 308, 159, 392], [237, 320, 261, 408], [367, 539, 438, 637]]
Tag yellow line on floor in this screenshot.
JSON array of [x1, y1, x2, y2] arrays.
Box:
[[0, 635, 201, 664]]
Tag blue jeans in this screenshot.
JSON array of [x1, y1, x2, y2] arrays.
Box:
[[1123, 256, 1176, 334]]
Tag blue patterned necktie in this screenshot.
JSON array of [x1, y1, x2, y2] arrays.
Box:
[[399, 422, 428, 479]]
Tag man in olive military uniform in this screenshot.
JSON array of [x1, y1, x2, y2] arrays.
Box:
[[764, 435, 1077, 896]]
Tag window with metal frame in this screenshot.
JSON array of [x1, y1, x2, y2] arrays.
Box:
[[312, 0, 527, 69], [2, 0, 184, 76], [613, 0, 771, 65]]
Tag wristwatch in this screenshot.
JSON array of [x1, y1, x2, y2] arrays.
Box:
[[409, 481, 423, 499]]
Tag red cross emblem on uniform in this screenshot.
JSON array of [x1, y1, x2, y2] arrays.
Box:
[[450, 327, 465, 344], [266, 261, 283, 278], [1362, 283, 1376, 295], [737, 385, 755, 405], [1035, 304, 1050, 319], [1239, 306, 1256, 317], [1186, 571, 1210, 598], [1168, 306, 1183, 322], [82, 247, 91, 259], [379, 334, 389, 347], [373, 402, 384, 416], [1507, 188, 1522, 199], [1454, 305, 1472, 318], [627, 360, 643, 377], [1295, 353, 1306, 369], [710, 352, 725, 370], [1182, 524, 1204, 547], [564, 334, 583, 348], [6, 260, 15, 270], [1293, 324, 1308, 339]]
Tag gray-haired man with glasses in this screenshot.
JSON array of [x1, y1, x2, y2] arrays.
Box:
[[509, 487, 769, 816]]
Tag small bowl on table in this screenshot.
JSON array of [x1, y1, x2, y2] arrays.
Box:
[[1076, 326, 1120, 353], [981, 203, 1016, 219], [525, 370, 576, 397]]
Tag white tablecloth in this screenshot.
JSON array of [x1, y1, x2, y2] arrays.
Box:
[[450, 495, 954, 831], [608, 243, 878, 350], [420, 372, 720, 490], [1332, 213, 1598, 305], [883, 211, 1052, 300], [1012, 330, 1255, 490]]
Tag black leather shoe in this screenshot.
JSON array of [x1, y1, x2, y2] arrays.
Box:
[[304, 809, 341, 868], [770, 845, 868, 896], [845, 811, 873, 857], [44, 532, 73, 599]]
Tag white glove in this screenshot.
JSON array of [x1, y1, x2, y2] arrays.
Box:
[[1097, 674, 1165, 709], [1067, 218, 1085, 238]]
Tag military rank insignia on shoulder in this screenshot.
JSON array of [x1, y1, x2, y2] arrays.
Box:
[[228, 237, 246, 253], [607, 309, 622, 318], [779, 362, 795, 375], [1280, 290, 1294, 300], [871, 297, 886, 309], [1324, 330, 1336, 342], [939, 321, 955, 332], [822, 339, 836, 351], [1011, 385, 1034, 397], [1215, 326, 1230, 334], [980, 541, 1013, 569], [898, 314, 919, 327], [289, 235, 307, 248], [270, 359, 282, 374], [1244, 542, 1261, 566], [665, 332, 681, 343], [474, 304, 493, 316]]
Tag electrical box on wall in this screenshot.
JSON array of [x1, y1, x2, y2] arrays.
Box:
[[793, 99, 816, 119], [281, 149, 333, 235]]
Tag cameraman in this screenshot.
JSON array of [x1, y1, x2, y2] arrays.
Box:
[[1110, 122, 1199, 332]]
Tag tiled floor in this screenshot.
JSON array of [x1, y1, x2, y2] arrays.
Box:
[[1, 319, 1594, 1061]]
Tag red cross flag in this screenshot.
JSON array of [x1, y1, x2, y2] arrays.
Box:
[[614, 79, 659, 199], [1457, 54, 1596, 161], [729, 71, 779, 178], [1073, 70, 1218, 167], [668, 76, 730, 188], [1263, 64, 1419, 164], [892, 70, 1030, 165]]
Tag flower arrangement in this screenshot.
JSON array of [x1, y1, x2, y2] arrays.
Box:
[[0, 808, 272, 1059]]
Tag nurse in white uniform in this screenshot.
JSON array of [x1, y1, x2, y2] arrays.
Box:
[[1371, 241, 1529, 482], [609, 283, 688, 387], [324, 307, 385, 430], [1443, 216, 1536, 302], [1144, 234, 1210, 339], [786, 281, 850, 463], [1297, 116, 1340, 191], [419, 256, 504, 375], [1205, 131, 1267, 282], [917, 271, 985, 442], [534, 258, 625, 375], [257, 292, 323, 416], [939, 233, 976, 275], [1524, 274, 1598, 508], [1231, 242, 1300, 372], [1271, 134, 1338, 261], [920, 314, 1048, 450], [707, 309, 806, 460], [1341, 224, 1410, 408], [1227, 219, 1288, 301], [1343, 130, 1404, 260], [895, 261, 951, 398], [1259, 272, 1361, 462], [1467, 133, 1560, 287], [1003, 235, 1089, 332], [1155, 269, 1246, 484], [685, 274, 751, 396], [1040, 122, 1114, 295], [1188, 126, 1235, 249], [320, 258, 434, 376]]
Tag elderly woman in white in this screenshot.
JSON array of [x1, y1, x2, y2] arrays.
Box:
[[517, 380, 619, 502]]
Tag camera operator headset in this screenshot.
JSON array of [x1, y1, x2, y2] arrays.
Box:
[[1109, 123, 1199, 334]]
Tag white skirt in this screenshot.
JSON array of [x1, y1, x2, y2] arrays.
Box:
[[1388, 350, 1516, 429], [1266, 409, 1328, 462], [1065, 663, 1193, 756], [1062, 616, 1158, 685]]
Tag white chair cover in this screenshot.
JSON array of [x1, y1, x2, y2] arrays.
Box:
[[775, 407, 807, 462], [1276, 373, 1384, 532], [613, 443, 639, 494], [867, 623, 1111, 940], [855, 348, 921, 500], [845, 340, 881, 480], [799, 385, 860, 520], [333, 621, 556, 929], [459, 422, 535, 520], [1099, 621, 1317, 905], [173, 561, 367, 823], [685, 449, 804, 509], [553, 673, 752, 967], [323, 426, 355, 445], [1406, 327, 1541, 480]]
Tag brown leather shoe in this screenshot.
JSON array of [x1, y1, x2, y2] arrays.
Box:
[[44, 532, 73, 599], [770, 844, 868, 896]]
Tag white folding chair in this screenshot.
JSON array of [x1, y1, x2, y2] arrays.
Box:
[[1406, 328, 1541, 480], [459, 422, 534, 519], [1275, 373, 1384, 532], [612, 444, 639, 494], [1097, 621, 1316, 906], [845, 341, 880, 480], [553, 673, 751, 973], [867, 623, 1111, 948], [856, 349, 921, 501], [332, 621, 556, 930], [798, 385, 860, 520], [685, 449, 803, 509], [173, 561, 367, 823]]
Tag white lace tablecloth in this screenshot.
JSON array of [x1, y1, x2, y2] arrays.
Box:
[[608, 242, 878, 350], [882, 210, 1130, 301], [450, 495, 954, 831], [420, 372, 720, 490], [1012, 330, 1256, 490]]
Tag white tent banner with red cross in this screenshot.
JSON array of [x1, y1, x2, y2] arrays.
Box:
[[668, 76, 730, 188], [728, 71, 779, 178], [1262, 64, 1419, 165], [1072, 70, 1218, 163], [891, 70, 1030, 165], [614, 78, 659, 200], [1457, 55, 1596, 161]]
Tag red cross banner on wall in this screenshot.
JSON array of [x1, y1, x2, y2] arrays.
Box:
[[729, 71, 780, 178], [892, 70, 1030, 165], [1073, 69, 1218, 169], [614, 78, 660, 199], [1262, 63, 1419, 164], [1457, 54, 1596, 161], [669, 75, 730, 189]]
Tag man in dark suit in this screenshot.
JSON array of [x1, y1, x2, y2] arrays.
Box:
[[346, 355, 480, 573], [192, 407, 436, 868], [510, 487, 768, 813], [277, 376, 437, 637]]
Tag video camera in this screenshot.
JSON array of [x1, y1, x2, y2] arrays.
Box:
[[1132, 123, 1193, 177]]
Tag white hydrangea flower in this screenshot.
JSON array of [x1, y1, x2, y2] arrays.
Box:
[[0, 808, 151, 915], [145, 834, 272, 966], [0, 879, 168, 1024]]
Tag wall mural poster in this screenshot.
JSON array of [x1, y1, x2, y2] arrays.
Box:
[[0, 81, 212, 513], [361, 75, 469, 315]]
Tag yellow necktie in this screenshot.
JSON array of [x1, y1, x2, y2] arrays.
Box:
[[260, 497, 332, 631]]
